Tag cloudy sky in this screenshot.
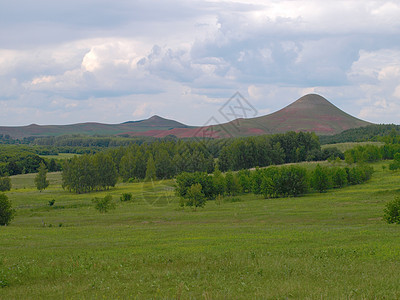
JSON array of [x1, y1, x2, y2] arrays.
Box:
[[1, 0, 400, 126]]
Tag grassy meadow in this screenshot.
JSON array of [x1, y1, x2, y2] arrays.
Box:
[[321, 141, 384, 152], [1, 161, 400, 298]]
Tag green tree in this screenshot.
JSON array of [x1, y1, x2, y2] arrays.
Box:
[[92, 195, 116, 213], [34, 162, 49, 192], [331, 167, 348, 188], [145, 153, 156, 181], [260, 167, 281, 198], [0, 176, 11, 192], [225, 171, 241, 196], [389, 153, 400, 171], [155, 149, 174, 179], [184, 183, 206, 210], [384, 196, 400, 224], [212, 165, 225, 196], [311, 164, 332, 193], [93, 152, 117, 190], [0, 193, 15, 226]]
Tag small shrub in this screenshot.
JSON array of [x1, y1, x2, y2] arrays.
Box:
[[389, 153, 400, 170], [311, 164, 332, 193], [0, 177, 11, 192], [224, 197, 242, 203], [48, 199, 55, 206], [0, 193, 15, 226], [0, 275, 9, 288], [384, 196, 400, 224], [120, 193, 133, 202], [180, 183, 206, 210], [92, 195, 116, 213], [215, 194, 223, 206]]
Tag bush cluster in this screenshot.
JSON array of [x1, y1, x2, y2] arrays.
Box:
[[175, 164, 374, 208], [62, 153, 117, 193], [384, 196, 400, 224], [0, 193, 15, 226]]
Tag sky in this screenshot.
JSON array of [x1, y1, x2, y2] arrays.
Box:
[[1, 0, 400, 126]]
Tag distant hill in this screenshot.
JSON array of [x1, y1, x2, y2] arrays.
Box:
[[123, 94, 372, 138], [219, 93, 371, 137], [0, 115, 190, 138], [0, 94, 372, 139]]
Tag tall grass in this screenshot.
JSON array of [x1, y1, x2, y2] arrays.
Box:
[[1, 161, 400, 298]]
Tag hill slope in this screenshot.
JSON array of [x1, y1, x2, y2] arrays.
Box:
[[0, 115, 190, 138], [225, 93, 371, 136], [0, 94, 371, 139], [125, 94, 371, 138]]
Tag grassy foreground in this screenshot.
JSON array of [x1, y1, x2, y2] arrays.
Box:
[[1, 162, 400, 299]]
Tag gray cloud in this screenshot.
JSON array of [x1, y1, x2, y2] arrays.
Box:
[[1, 0, 400, 125]]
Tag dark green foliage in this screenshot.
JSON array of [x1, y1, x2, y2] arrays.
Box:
[[0, 146, 46, 175], [250, 168, 263, 195], [237, 169, 251, 193], [389, 153, 400, 171], [181, 183, 206, 210], [384, 196, 400, 224], [155, 149, 174, 179], [260, 166, 308, 198], [331, 167, 348, 188], [382, 144, 400, 160], [0, 193, 15, 226], [212, 166, 226, 196], [145, 153, 156, 181], [279, 166, 309, 197], [119, 146, 146, 181], [92, 195, 116, 213], [48, 158, 61, 172], [48, 199, 55, 206], [346, 165, 374, 185], [93, 152, 118, 190], [311, 164, 332, 193], [0, 176, 11, 192], [34, 162, 50, 192], [345, 145, 382, 164], [322, 147, 344, 160], [225, 171, 241, 196], [120, 193, 133, 202], [219, 132, 319, 171], [319, 124, 400, 144], [175, 172, 216, 200], [260, 167, 281, 198], [62, 153, 117, 193]]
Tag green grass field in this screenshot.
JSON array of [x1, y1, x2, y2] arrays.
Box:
[[39, 153, 80, 160], [1, 162, 400, 299], [322, 141, 384, 152]]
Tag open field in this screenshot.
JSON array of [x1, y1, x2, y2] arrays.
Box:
[[1, 162, 400, 298], [39, 153, 80, 160], [322, 141, 384, 152]]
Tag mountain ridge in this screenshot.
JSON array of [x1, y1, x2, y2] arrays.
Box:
[[0, 94, 372, 139]]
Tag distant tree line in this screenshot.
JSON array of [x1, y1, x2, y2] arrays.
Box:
[[62, 153, 117, 193], [57, 132, 343, 193], [344, 143, 400, 164], [33, 135, 158, 147], [0, 134, 35, 145], [112, 131, 342, 181], [0, 146, 61, 176], [176, 163, 374, 208], [319, 124, 400, 145], [62, 131, 341, 193]]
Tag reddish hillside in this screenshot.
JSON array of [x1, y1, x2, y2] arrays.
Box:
[[120, 94, 371, 138], [0, 94, 371, 139]]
